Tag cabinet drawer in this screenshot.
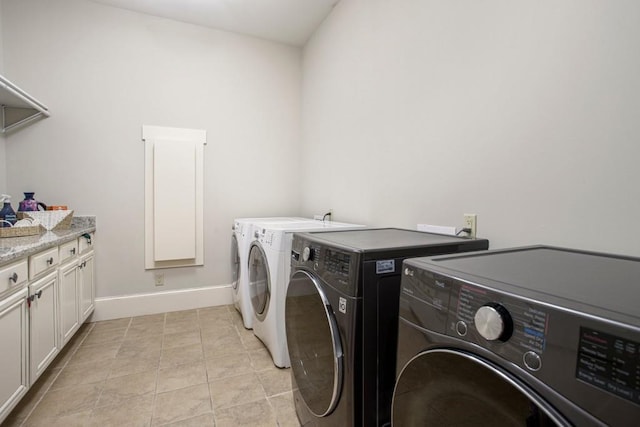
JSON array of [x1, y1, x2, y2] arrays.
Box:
[[0, 260, 28, 296], [79, 233, 95, 254], [29, 248, 59, 280], [59, 240, 79, 264]]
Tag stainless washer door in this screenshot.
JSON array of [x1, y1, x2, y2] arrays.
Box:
[[231, 233, 240, 293], [392, 349, 568, 426], [248, 242, 270, 320], [285, 270, 343, 417]]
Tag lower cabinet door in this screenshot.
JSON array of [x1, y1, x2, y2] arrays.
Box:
[[29, 272, 60, 385], [59, 261, 79, 345], [0, 288, 29, 424], [79, 252, 95, 322]]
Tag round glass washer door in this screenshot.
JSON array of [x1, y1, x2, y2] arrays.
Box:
[[231, 233, 240, 293], [248, 243, 270, 319], [392, 349, 567, 427], [285, 270, 343, 418]]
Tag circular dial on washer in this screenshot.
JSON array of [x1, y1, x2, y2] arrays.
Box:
[[474, 303, 513, 342], [302, 247, 313, 262]]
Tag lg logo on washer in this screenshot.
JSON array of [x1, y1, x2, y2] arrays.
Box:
[[339, 297, 347, 314]]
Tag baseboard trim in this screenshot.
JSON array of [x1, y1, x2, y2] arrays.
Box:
[[90, 284, 233, 321]]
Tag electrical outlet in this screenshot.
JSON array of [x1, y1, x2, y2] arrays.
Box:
[[463, 214, 477, 238], [154, 273, 164, 286]]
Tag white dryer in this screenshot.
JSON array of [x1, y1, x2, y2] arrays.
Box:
[[248, 220, 366, 367], [231, 217, 308, 329]]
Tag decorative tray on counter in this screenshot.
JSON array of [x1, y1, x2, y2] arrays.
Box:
[[18, 210, 74, 231], [0, 224, 44, 238]]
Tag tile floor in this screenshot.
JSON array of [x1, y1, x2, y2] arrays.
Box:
[[3, 305, 300, 427]]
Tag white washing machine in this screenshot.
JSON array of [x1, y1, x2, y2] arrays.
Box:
[[248, 220, 366, 367], [231, 217, 308, 329]]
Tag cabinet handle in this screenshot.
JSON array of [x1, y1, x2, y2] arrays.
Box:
[[71, 248, 76, 255], [27, 291, 44, 307], [9, 272, 18, 283], [82, 233, 92, 245], [46, 257, 54, 265]]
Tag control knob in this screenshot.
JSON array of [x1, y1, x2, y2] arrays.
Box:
[[302, 247, 315, 262], [474, 303, 513, 342]]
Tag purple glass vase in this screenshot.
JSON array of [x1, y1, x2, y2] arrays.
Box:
[[18, 192, 47, 211]]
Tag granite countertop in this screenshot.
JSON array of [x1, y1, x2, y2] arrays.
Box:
[[0, 216, 96, 267]]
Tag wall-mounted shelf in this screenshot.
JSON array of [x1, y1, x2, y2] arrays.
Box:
[[0, 75, 49, 133]]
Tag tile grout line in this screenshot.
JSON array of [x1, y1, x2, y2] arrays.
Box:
[[198, 308, 218, 423], [149, 312, 167, 426]]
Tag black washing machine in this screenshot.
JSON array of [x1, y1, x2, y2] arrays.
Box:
[[393, 246, 640, 426], [284, 228, 489, 426]]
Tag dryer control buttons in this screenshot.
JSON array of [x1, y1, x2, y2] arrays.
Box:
[[523, 351, 542, 371], [474, 303, 513, 342], [455, 321, 467, 336]]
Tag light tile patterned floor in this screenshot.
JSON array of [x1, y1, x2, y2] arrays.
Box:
[[3, 305, 300, 427]]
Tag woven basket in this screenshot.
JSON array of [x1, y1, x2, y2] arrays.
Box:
[[19, 210, 74, 231], [0, 224, 43, 238]]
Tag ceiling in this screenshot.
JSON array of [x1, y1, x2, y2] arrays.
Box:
[[89, 0, 339, 46]]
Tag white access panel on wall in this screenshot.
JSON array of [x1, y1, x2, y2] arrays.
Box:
[[142, 125, 206, 269], [153, 140, 196, 261]]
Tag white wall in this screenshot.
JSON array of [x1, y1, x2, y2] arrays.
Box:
[[301, 0, 640, 256], [0, 0, 5, 193], [2, 0, 302, 297]]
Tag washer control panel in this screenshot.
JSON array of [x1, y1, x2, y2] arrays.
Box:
[[291, 235, 360, 297], [444, 281, 549, 373]]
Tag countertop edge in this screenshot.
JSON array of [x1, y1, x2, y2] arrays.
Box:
[[0, 220, 96, 267]]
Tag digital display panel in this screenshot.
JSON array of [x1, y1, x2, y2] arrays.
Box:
[[576, 327, 640, 405], [325, 249, 350, 276]]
